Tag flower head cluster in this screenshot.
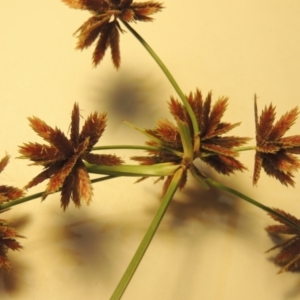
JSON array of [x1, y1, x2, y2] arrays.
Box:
[[19, 103, 123, 210], [0, 155, 24, 270], [62, 0, 163, 67], [0, 155, 24, 204], [132, 90, 250, 193], [170, 90, 249, 174], [253, 97, 300, 186], [0, 215, 23, 270], [266, 209, 300, 273]]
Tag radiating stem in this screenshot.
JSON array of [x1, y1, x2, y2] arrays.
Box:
[[85, 162, 180, 177], [0, 176, 116, 210], [200, 145, 256, 158], [92, 144, 183, 157], [92, 145, 166, 151], [110, 167, 184, 300], [206, 178, 300, 231], [0, 162, 180, 211], [122, 21, 200, 153], [0, 191, 44, 210], [123, 120, 183, 157], [234, 146, 256, 152]]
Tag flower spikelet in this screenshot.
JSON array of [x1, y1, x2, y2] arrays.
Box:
[[169, 90, 250, 174], [132, 90, 249, 193], [0, 213, 23, 270], [62, 0, 163, 68], [19, 103, 123, 210], [0, 155, 24, 204], [253, 96, 300, 186], [266, 209, 300, 273], [0, 156, 24, 270]]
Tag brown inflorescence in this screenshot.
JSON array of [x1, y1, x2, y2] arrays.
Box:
[[62, 0, 163, 67], [0, 155, 24, 270], [19, 103, 123, 210], [132, 90, 250, 194], [266, 209, 300, 273], [253, 97, 300, 186]]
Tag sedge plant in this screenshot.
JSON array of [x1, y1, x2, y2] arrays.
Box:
[[1, 1, 300, 299]]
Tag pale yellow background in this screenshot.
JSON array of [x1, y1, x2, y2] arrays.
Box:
[[1, 1, 300, 299]]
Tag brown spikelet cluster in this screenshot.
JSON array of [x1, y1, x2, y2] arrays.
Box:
[[62, 0, 163, 68], [132, 119, 185, 195], [170, 90, 250, 174], [132, 90, 249, 193], [253, 96, 300, 186], [266, 209, 300, 273], [0, 156, 24, 270], [19, 103, 123, 210], [0, 213, 23, 270], [0, 155, 24, 204]]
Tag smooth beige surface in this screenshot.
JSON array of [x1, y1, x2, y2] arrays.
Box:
[[1, 1, 300, 299]]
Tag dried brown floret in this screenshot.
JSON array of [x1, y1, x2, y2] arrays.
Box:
[[132, 90, 249, 193], [0, 215, 23, 270], [253, 96, 300, 186], [0, 156, 24, 270], [19, 103, 123, 210], [0, 155, 24, 204], [62, 0, 163, 67], [266, 209, 300, 273], [170, 90, 249, 174]]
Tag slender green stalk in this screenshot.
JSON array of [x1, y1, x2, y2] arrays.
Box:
[[200, 146, 257, 158], [206, 178, 300, 231], [123, 120, 183, 157], [85, 162, 180, 177], [121, 21, 200, 152], [176, 119, 193, 160], [0, 192, 44, 210], [0, 176, 116, 210], [189, 164, 209, 189], [110, 167, 184, 300], [93, 144, 183, 158], [234, 146, 256, 152], [91, 176, 117, 184], [0, 161, 180, 211], [92, 145, 169, 152]]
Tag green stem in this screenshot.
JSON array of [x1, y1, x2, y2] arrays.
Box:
[[0, 191, 44, 210], [92, 144, 183, 157], [206, 178, 300, 231], [200, 145, 257, 158], [122, 21, 200, 151], [0, 162, 180, 211], [85, 162, 180, 177], [92, 145, 167, 151], [110, 167, 184, 300], [0, 175, 116, 210], [176, 119, 193, 160], [123, 120, 183, 157], [234, 146, 256, 152]]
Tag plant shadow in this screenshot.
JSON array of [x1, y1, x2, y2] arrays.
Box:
[[88, 68, 170, 131], [45, 208, 118, 284], [44, 205, 151, 288], [144, 166, 255, 241], [168, 182, 240, 229]]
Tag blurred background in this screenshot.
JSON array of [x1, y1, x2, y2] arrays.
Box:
[[1, 1, 300, 299]]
